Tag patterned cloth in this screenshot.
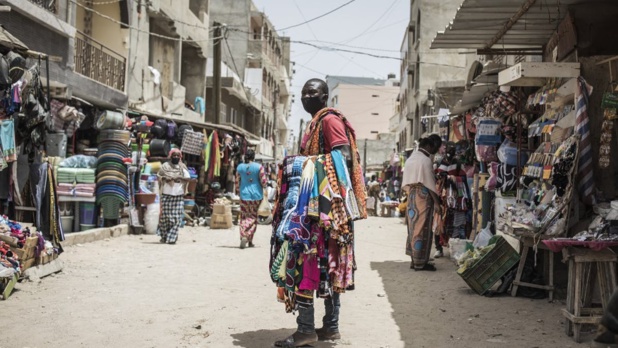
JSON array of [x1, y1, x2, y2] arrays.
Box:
[[239, 199, 260, 242], [181, 130, 204, 156], [158, 194, 184, 243], [575, 77, 596, 205], [302, 108, 367, 219], [406, 183, 439, 269]]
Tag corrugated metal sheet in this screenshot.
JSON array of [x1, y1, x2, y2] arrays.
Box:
[[431, 0, 604, 50]]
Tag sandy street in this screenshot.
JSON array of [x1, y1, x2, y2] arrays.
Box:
[[2, 217, 582, 348]]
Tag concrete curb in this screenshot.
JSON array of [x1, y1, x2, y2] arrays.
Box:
[[62, 224, 130, 247]]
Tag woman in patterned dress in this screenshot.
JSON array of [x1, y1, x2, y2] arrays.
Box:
[[401, 134, 443, 271], [235, 149, 267, 249], [157, 149, 190, 244]]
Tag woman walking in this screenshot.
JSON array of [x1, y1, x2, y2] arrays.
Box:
[[402, 134, 443, 271], [157, 149, 190, 244], [236, 149, 267, 249]]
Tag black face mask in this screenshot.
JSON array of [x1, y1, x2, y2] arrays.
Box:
[[302, 96, 324, 115], [171, 158, 180, 165]]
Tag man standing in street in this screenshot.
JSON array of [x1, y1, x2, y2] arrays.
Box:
[[272, 78, 367, 347]]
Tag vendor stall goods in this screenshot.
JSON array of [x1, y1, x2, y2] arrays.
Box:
[[96, 130, 130, 220]]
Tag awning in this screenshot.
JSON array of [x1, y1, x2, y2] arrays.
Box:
[[128, 107, 259, 140], [0, 25, 28, 52], [430, 0, 604, 52]]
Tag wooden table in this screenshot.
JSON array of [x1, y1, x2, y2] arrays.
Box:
[[380, 202, 399, 217], [510, 232, 556, 301], [560, 246, 618, 343]]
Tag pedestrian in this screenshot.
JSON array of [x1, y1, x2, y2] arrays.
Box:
[[157, 149, 190, 244], [393, 177, 401, 198], [401, 134, 443, 271], [235, 149, 266, 249], [368, 175, 380, 216], [273, 78, 366, 347]]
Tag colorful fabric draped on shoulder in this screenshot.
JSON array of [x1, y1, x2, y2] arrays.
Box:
[[301, 108, 367, 220]]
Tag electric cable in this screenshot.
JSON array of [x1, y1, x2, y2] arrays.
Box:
[[277, 0, 357, 32]]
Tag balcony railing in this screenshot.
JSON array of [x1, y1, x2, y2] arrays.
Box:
[[75, 31, 126, 91], [27, 0, 57, 13]]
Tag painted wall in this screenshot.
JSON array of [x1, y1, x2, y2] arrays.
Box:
[[404, 0, 470, 141], [357, 133, 397, 172], [330, 84, 400, 140], [75, 3, 128, 57]]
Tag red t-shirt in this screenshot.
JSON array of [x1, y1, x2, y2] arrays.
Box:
[[322, 114, 349, 152]]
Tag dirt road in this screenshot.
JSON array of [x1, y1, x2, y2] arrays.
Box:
[[2, 217, 582, 347]]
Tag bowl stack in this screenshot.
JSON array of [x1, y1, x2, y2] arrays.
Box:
[[96, 130, 131, 220]]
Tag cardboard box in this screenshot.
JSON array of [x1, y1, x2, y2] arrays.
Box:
[[37, 252, 58, 266], [12, 247, 34, 260], [24, 236, 38, 249], [210, 213, 233, 229], [20, 258, 36, 271], [213, 204, 232, 215]]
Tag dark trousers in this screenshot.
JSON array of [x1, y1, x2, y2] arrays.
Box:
[[296, 292, 341, 334], [435, 234, 443, 252]]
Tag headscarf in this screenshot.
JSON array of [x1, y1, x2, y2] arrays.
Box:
[[158, 149, 188, 179]]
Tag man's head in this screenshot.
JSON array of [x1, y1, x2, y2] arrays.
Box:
[[418, 134, 442, 155], [371, 175, 376, 182], [301, 78, 328, 116]]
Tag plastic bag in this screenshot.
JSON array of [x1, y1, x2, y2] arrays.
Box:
[[497, 140, 529, 166], [473, 222, 493, 248], [257, 196, 271, 217], [59, 155, 97, 168]]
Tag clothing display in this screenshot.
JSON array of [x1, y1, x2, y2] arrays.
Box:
[[270, 108, 367, 314]]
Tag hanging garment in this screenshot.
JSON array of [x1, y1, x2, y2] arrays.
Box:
[[1, 119, 16, 162]]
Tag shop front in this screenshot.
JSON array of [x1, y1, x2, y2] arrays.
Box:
[[430, 0, 618, 342]]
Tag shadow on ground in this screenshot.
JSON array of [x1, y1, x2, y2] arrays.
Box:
[[370, 260, 581, 348], [231, 328, 336, 348]]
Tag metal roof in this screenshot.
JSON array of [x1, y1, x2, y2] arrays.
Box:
[[430, 0, 602, 50]]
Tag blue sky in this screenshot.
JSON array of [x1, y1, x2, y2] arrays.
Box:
[[251, 0, 409, 138]]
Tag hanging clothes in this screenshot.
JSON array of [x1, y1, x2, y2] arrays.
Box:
[[203, 131, 212, 174], [1, 119, 17, 162]]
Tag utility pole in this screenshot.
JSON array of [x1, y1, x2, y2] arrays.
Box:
[[213, 22, 222, 124], [363, 138, 368, 175], [297, 118, 305, 154]]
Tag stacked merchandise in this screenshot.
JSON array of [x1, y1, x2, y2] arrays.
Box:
[[96, 130, 130, 223], [210, 198, 232, 229], [499, 78, 582, 236], [0, 216, 60, 299]]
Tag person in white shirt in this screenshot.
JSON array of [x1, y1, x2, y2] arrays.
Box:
[[157, 149, 190, 244], [401, 134, 442, 271]]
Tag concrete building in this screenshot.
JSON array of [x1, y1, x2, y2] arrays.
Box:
[[326, 75, 399, 140], [324, 75, 399, 174], [207, 0, 293, 161], [396, 0, 471, 151], [0, 0, 130, 109], [127, 0, 210, 124]]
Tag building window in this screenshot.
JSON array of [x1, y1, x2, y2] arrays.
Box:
[[372, 94, 379, 97], [371, 112, 379, 116]]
